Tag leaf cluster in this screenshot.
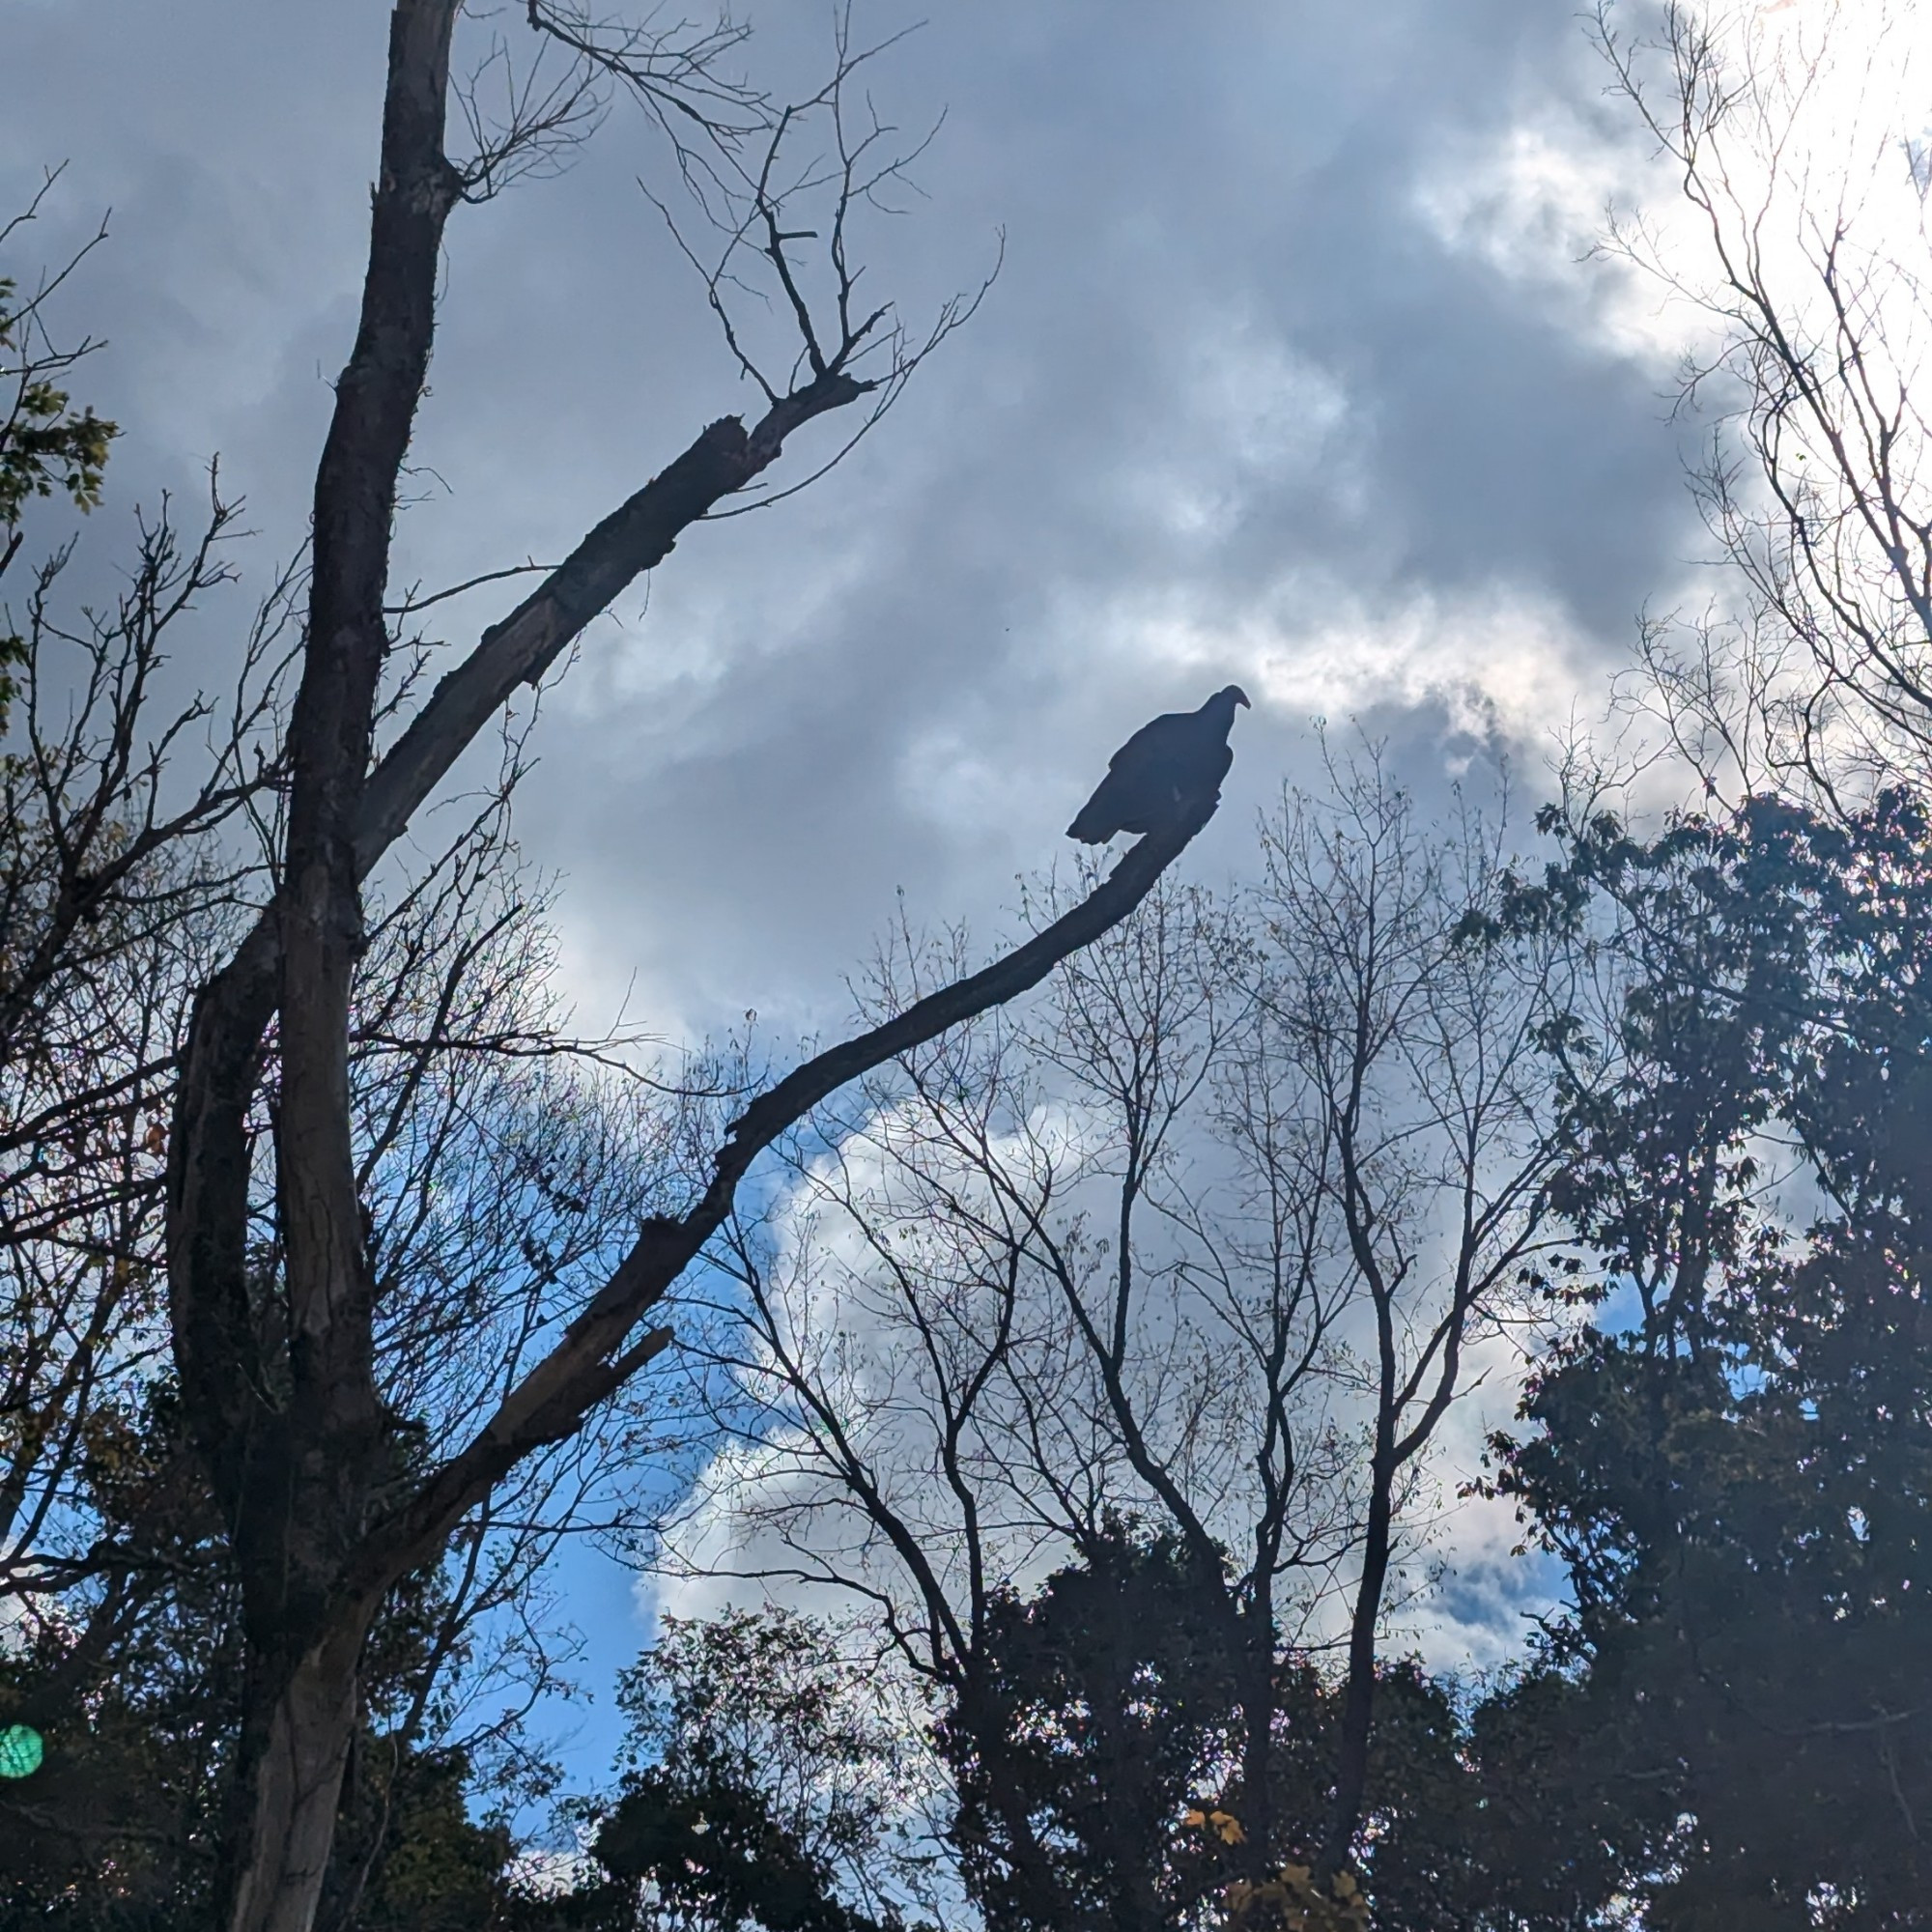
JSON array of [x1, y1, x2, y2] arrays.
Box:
[[1483, 786, 1932, 1926]]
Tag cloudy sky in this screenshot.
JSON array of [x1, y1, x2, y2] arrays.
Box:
[[5, 0, 1726, 1806]]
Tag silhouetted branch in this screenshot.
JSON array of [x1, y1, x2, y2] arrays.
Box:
[[344, 798, 1225, 1605]]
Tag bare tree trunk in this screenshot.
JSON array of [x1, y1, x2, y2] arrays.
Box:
[[200, 12, 462, 1926], [246, 812, 1215, 1931], [219, 1614, 376, 1932], [1236, 1598, 1280, 1881], [1252, 760, 1560, 1891], [1318, 1112, 1402, 1887], [952, 1672, 1079, 1926], [1318, 1448, 1393, 1883]]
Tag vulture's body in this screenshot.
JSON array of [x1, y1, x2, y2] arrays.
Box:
[[1066, 685, 1251, 842]]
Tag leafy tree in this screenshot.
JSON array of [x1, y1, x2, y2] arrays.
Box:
[[0, 1363, 544, 1931], [588, 1607, 940, 1932], [0, 189, 113, 521], [938, 1528, 1244, 1932], [338, 1747, 517, 1932], [938, 1528, 1525, 1932], [0, 173, 115, 725], [1482, 788, 1932, 1926]]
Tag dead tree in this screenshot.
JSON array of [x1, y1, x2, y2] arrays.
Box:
[[142, 8, 1193, 1930], [1595, 0, 1932, 801]]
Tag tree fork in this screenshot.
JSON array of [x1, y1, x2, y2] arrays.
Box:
[[154, 9, 1001, 1928]]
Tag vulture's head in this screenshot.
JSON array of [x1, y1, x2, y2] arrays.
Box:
[[1208, 684, 1252, 725]]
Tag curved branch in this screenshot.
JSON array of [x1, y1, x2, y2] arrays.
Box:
[[343, 794, 1227, 1606]]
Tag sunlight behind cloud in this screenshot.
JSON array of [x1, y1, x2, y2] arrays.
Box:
[[1416, 116, 1697, 366], [1109, 579, 1605, 753]]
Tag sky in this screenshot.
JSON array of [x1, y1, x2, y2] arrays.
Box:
[[3, 0, 1736, 1821]]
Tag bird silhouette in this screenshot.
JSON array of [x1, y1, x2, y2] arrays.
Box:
[[1066, 685, 1251, 842]]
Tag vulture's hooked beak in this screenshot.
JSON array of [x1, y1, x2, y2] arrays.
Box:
[[1235, 687, 1252, 708]]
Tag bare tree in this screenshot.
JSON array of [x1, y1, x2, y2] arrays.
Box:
[[1, 184, 293, 1771], [1254, 754, 1562, 1879], [1, 179, 286, 1221], [82, 9, 1214, 1929], [1595, 0, 1932, 802], [1, 761, 668, 1906], [306, 798, 701, 1932], [674, 867, 1280, 1927], [667, 753, 1564, 1915]]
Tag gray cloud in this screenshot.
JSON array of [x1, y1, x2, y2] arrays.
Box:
[[5, 0, 1704, 1799], [4, 0, 1696, 1035]]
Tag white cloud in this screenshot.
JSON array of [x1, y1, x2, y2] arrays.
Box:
[[1102, 574, 1606, 753]]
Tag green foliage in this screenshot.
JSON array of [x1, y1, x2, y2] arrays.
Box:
[[0, 273, 116, 528], [1483, 789, 1932, 1927], [578, 1606, 937, 1932], [0, 1374, 544, 1930], [938, 1528, 1244, 1932], [597, 1769, 877, 1932], [1455, 1662, 1668, 1931], [0, 1378, 240, 1926], [1223, 1861, 1367, 1932], [0, 237, 119, 732], [346, 1748, 516, 1932], [937, 1528, 1526, 1932]]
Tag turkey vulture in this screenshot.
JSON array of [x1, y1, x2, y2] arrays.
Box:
[[1066, 685, 1252, 843]]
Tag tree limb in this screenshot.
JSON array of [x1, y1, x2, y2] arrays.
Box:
[[355, 375, 865, 873], [342, 796, 1224, 1607]]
